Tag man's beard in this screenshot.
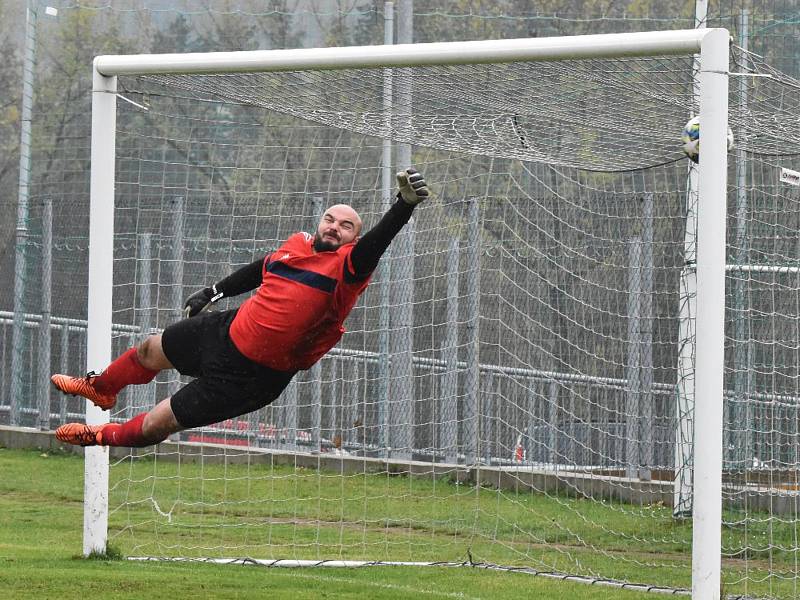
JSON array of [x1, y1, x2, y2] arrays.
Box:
[[313, 232, 340, 252]]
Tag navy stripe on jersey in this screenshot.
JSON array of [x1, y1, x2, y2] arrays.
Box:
[[266, 261, 337, 294]]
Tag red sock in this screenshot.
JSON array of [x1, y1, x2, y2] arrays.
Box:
[[94, 347, 159, 395], [100, 413, 164, 447]]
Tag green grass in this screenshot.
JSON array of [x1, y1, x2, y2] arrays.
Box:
[[0, 446, 795, 599], [105, 457, 695, 587]]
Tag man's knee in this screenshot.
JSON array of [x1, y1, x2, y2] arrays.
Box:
[[136, 336, 156, 364], [137, 335, 171, 370], [142, 397, 182, 442]]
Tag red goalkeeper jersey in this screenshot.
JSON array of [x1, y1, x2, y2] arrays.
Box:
[[229, 232, 371, 371]]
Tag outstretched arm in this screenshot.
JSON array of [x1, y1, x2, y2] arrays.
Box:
[[348, 168, 429, 281], [183, 255, 267, 317]]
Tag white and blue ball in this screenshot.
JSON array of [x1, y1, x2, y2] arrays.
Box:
[[681, 115, 734, 163]]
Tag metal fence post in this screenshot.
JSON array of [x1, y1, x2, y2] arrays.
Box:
[[135, 233, 154, 417], [463, 198, 480, 464], [37, 197, 53, 430], [626, 237, 643, 480], [168, 197, 185, 406], [10, 1, 39, 426], [310, 196, 324, 452], [640, 195, 654, 481], [441, 238, 459, 463]]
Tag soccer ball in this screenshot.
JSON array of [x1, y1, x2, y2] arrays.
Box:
[[681, 115, 734, 163]]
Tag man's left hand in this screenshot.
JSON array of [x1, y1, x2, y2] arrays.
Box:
[[397, 168, 429, 206]]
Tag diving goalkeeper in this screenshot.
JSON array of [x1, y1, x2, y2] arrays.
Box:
[[52, 168, 428, 448]]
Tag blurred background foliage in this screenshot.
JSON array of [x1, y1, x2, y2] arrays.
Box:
[[0, 0, 798, 319]]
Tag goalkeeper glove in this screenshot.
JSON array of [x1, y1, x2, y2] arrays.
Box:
[[183, 284, 224, 318], [396, 168, 429, 206]]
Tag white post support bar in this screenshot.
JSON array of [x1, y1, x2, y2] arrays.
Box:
[[94, 29, 711, 76], [673, 167, 698, 517], [83, 61, 116, 557], [673, 0, 708, 521], [691, 28, 730, 600]]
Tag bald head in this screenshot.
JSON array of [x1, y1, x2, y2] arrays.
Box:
[[313, 204, 362, 252]]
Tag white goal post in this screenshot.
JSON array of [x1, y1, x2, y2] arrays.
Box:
[[86, 29, 731, 599]]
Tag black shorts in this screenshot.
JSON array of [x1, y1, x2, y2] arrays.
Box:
[[161, 309, 296, 429]]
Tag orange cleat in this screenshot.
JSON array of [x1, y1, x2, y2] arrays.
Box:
[[51, 372, 117, 410], [55, 423, 104, 447]]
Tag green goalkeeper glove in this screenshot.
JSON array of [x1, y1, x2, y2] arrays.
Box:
[[396, 168, 429, 206], [183, 284, 224, 318]]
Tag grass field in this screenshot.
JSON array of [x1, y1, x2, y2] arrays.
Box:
[[0, 445, 793, 598], [0, 446, 668, 599]]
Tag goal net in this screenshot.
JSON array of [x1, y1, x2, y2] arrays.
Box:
[[78, 31, 800, 598]]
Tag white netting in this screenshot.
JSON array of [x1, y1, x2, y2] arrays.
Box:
[[97, 43, 800, 598], [133, 57, 700, 171]]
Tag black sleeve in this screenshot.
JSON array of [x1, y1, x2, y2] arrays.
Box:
[[214, 255, 266, 297], [348, 195, 415, 281]]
